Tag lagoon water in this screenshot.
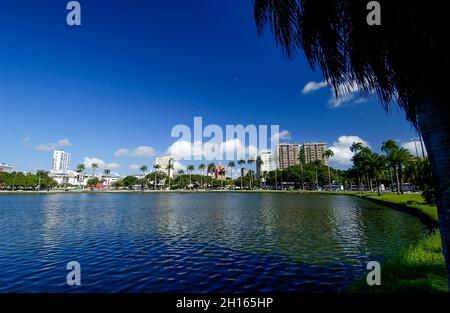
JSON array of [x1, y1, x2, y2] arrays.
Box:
[[0, 192, 425, 292]]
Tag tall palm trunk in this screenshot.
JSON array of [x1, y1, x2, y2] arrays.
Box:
[[327, 165, 331, 190], [417, 100, 450, 289], [399, 167, 404, 194], [358, 175, 362, 193], [275, 168, 278, 190], [230, 168, 233, 189], [240, 168, 243, 189], [394, 167, 400, 194], [300, 162, 305, 190], [389, 168, 394, 192], [376, 177, 381, 196]]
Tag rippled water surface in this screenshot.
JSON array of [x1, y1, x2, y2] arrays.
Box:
[[0, 192, 425, 292]]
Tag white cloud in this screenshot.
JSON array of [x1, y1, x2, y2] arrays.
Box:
[[302, 81, 329, 94], [401, 140, 427, 157], [114, 148, 129, 157], [106, 163, 121, 169], [353, 97, 369, 104], [174, 161, 186, 172], [271, 130, 291, 142], [302, 80, 369, 108], [129, 146, 155, 157], [166, 138, 259, 161], [84, 157, 106, 169], [329, 135, 370, 166], [36, 138, 73, 152], [115, 146, 155, 157], [129, 164, 140, 171], [23, 137, 32, 146], [328, 82, 363, 108], [83, 158, 120, 170]]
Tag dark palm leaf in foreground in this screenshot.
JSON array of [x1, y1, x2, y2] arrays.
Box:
[[254, 0, 450, 287]]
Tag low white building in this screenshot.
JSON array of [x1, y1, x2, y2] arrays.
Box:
[[0, 163, 14, 173], [49, 170, 80, 186]]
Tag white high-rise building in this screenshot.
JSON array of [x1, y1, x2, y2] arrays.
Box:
[[155, 155, 175, 178], [257, 150, 275, 179], [51, 150, 71, 174]]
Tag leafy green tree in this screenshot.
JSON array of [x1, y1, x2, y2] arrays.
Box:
[[87, 177, 100, 190], [123, 176, 139, 190]]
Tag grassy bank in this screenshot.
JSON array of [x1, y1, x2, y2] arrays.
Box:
[[343, 192, 448, 293], [353, 193, 438, 221]]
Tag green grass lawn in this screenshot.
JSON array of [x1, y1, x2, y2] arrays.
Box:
[[356, 193, 438, 221], [351, 231, 447, 293]]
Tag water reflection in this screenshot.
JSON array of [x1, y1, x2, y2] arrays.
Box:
[[0, 193, 425, 292]]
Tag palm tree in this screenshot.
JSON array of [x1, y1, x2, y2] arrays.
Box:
[[366, 153, 387, 196], [218, 167, 226, 189], [237, 159, 246, 190], [311, 160, 322, 190], [103, 169, 111, 190], [382, 140, 400, 193], [140, 165, 148, 191], [75, 164, 85, 187], [166, 160, 174, 190], [198, 163, 206, 189], [298, 154, 305, 190], [207, 163, 216, 189], [323, 149, 334, 190], [153, 164, 161, 190], [350, 142, 364, 191], [394, 148, 413, 194], [187, 165, 195, 189], [254, 0, 450, 285], [262, 171, 269, 189], [247, 158, 255, 189], [228, 161, 235, 189], [76, 164, 85, 174], [91, 163, 98, 176]]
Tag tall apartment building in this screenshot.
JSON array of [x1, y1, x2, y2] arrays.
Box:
[[256, 150, 275, 178], [155, 155, 175, 178], [276, 144, 300, 170], [300, 143, 328, 166], [51, 150, 71, 174]]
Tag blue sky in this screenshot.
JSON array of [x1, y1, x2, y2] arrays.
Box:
[[0, 0, 421, 175]]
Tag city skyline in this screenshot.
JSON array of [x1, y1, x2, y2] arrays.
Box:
[[0, 0, 424, 175]]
